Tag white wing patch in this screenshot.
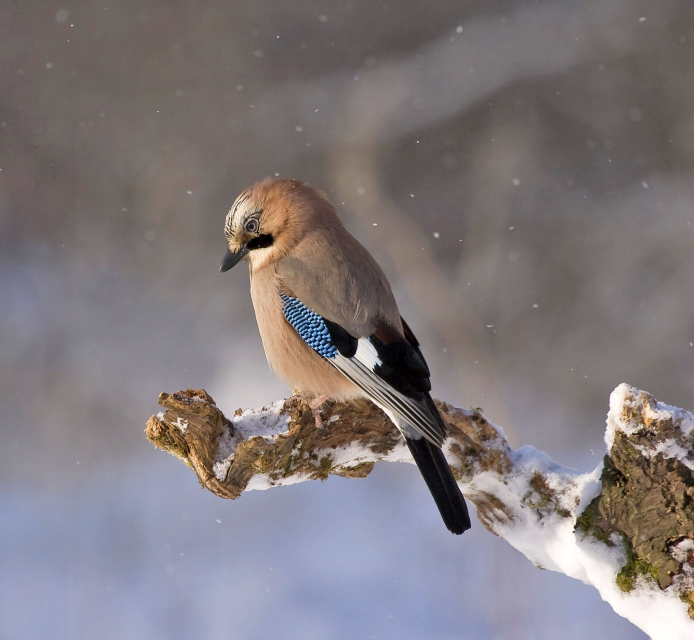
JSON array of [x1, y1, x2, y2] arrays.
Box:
[[354, 337, 382, 370], [331, 338, 444, 447]]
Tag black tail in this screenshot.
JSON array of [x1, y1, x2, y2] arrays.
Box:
[[405, 436, 471, 535]]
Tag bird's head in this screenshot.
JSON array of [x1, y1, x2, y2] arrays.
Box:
[[220, 177, 333, 273]]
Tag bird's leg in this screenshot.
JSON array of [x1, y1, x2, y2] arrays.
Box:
[[294, 390, 332, 434], [309, 394, 333, 433]]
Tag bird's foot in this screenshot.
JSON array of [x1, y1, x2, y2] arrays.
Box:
[[311, 396, 333, 436], [297, 392, 332, 436], [311, 406, 326, 433]]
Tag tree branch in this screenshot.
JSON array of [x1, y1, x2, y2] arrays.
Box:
[[145, 384, 694, 640]]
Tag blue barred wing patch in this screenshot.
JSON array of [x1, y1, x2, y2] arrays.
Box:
[[279, 293, 338, 359]]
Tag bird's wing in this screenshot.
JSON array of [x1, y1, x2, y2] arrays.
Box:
[[279, 292, 446, 447], [275, 232, 401, 338]]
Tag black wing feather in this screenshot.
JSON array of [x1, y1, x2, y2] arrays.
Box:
[[323, 318, 358, 357], [283, 301, 470, 534]]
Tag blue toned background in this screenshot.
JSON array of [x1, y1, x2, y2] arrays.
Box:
[[3, 1, 694, 637]]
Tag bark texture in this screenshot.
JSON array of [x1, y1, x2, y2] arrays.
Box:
[[145, 385, 694, 624], [576, 389, 694, 603]]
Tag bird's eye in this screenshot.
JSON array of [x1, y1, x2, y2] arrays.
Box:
[[244, 218, 259, 234]]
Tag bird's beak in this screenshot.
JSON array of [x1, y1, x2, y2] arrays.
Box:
[[219, 245, 250, 273]]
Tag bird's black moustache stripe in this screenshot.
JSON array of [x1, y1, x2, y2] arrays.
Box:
[[246, 234, 274, 250]]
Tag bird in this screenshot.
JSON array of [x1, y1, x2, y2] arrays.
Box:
[[220, 177, 471, 535]]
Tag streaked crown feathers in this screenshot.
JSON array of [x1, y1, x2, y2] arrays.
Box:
[[224, 188, 253, 239]]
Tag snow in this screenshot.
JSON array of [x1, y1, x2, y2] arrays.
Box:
[[212, 400, 289, 481], [206, 385, 694, 638], [172, 417, 188, 432], [231, 400, 289, 442], [643, 437, 694, 471], [497, 474, 692, 640], [477, 384, 694, 640], [243, 471, 310, 492], [606, 383, 694, 470], [328, 438, 410, 469], [326, 441, 380, 468], [672, 538, 694, 564]]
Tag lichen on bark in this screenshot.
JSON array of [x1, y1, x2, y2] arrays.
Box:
[[146, 384, 694, 625], [575, 388, 694, 617]]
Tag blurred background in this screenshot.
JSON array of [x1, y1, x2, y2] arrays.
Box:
[[1, 0, 693, 637]]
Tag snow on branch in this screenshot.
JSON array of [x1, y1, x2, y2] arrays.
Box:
[[145, 384, 694, 640]]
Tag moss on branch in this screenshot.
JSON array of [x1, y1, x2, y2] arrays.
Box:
[[146, 385, 694, 619]]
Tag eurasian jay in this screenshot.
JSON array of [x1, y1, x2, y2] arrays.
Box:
[[220, 178, 471, 535]]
